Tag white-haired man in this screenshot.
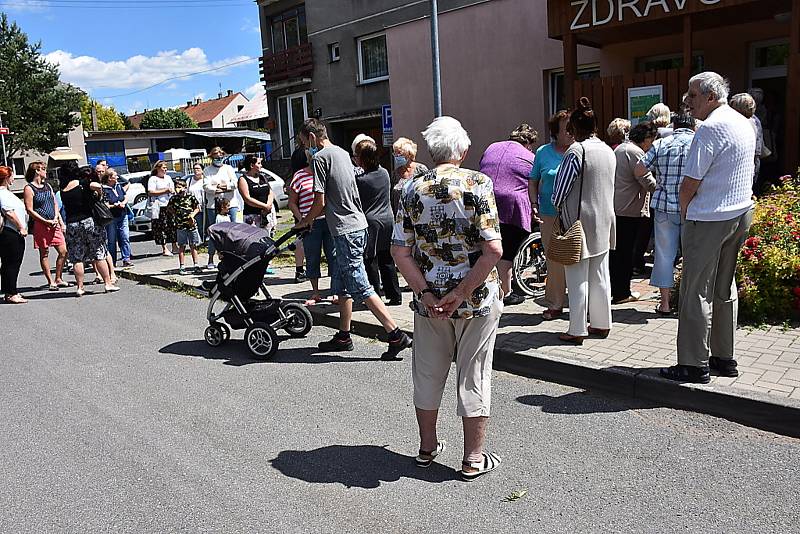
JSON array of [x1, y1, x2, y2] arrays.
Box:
[[391, 116, 504, 480], [294, 118, 411, 360], [661, 72, 756, 384]]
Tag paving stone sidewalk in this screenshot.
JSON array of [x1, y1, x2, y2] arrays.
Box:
[[119, 254, 800, 432]]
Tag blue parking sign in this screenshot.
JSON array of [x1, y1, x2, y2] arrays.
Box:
[[382, 105, 392, 133]]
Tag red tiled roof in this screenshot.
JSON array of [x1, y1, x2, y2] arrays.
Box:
[[179, 93, 244, 125]]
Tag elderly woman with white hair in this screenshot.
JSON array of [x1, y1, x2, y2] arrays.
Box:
[[646, 103, 673, 139], [730, 92, 763, 186], [391, 137, 428, 215], [391, 116, 504, 480]]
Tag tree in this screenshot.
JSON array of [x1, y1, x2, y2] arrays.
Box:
[[119, 112, 134, 130], [0, 14, 83, 159], [140, 108, 197, 129], [79, 96, 125, 131]]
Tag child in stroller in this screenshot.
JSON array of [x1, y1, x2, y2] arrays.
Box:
[[202, 222, 313, 359]]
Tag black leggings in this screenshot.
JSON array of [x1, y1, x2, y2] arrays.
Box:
[[0, 230, 25, 296], [365, 249, 402, 302]]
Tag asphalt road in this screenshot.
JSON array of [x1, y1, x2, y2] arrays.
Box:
[[2, 239, 799, 533]]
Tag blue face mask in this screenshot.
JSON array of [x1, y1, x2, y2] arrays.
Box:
[[212, 158, 224, 167], [394, 155, 408, 167], [308, 146, 320, 157]]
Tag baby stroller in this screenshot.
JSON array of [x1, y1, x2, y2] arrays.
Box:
[[203, 222, 313, 359]]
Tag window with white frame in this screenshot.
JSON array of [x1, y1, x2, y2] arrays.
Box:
[[329, 42, 340, 63], [357, 33, 389, 84]]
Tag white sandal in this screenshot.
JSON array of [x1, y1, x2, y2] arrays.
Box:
[[415, 441, 445, 468], [461, 452, 501, 481]]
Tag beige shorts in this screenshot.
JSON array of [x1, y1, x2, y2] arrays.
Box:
[[412, 298, 503, 417]]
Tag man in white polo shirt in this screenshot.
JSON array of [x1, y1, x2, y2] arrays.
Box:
[[661, 72, 756, 384]]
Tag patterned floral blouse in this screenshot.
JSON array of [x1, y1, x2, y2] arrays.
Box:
[[392, 166, 502, 319]]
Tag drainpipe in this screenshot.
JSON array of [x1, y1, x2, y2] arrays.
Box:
[[430, 0, 442, 117]]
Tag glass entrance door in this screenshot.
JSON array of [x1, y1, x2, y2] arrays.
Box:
[[277, 92, 313, 158]]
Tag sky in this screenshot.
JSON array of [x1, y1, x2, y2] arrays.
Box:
[[1, 0, 266, 116]]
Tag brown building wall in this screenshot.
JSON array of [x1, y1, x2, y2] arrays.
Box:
[[387, 0, 600, 170], [600, 19, 789, 91]]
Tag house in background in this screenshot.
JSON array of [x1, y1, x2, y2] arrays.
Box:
[[230, 90, 271, 131], [127, 90, 249, 130], [180, 90, 249, 128]]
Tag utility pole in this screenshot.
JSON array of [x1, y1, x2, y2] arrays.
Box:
[[0, 79, 6, 166], [430, 0, 442, 117], [0, 111, 7, 167]]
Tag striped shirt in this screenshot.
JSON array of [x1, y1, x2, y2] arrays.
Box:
[[290, 168, 317, 218], [552, 144, 583, 226], [642, 128, 695, 214]]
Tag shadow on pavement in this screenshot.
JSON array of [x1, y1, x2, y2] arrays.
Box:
[[516, 391, 657, 414], [159, 340, 381, 366], [499, 312, 543, 328], [270, 445, 457, 488]]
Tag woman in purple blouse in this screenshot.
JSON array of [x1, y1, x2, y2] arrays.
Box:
[[479, 124, 538, 305]]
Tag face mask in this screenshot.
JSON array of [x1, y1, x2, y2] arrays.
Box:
[[212, 158, 224, 167], [394, 155, 408, 167], [308, 146, 320, 157]]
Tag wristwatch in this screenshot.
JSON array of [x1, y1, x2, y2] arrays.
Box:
[[416, 288, 434, 300]]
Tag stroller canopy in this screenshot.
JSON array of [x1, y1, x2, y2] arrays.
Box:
[[208, 222, 274, 260]]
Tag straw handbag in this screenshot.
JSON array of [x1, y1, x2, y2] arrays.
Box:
[[547, 144, 585, 266]]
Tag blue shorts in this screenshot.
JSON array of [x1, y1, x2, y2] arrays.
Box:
[[177, 227, 201, 247], [330, 228, 375, 303]]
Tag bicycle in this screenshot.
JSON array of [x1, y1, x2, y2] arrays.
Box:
[[512, 231, 547, 297]]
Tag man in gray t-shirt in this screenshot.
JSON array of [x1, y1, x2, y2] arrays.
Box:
[[295, 118, 411, 359], [311, 144, 367, 236]]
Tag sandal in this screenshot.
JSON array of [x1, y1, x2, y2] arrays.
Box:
[[461, 452, 501, 481], [558, 333, 585, 345], [415, 441, 445, 468], [48, 284, 60, 291], [542, 309, 563, 321], [5, 295, 28, 304], [55, 280, 70, 288]]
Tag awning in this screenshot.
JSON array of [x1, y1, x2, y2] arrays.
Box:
[[186, 130, 271, 141], [49, 150, 83, 161]]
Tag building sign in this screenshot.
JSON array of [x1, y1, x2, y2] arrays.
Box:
[[382, 104, 393, 147], [628, 85, 663, 126], [548, 0, 759, 37]]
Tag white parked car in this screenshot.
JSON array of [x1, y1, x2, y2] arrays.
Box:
[[123, 170, 184, 235], [235, 169, 289, 210]]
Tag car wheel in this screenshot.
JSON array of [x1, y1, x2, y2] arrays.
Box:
[[134, 194, 147, 205]]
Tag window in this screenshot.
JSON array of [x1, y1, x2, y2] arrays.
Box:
[[750, 39, 789, 82], [277, 92, 313, 158], [12, 158, 25, 176], [269, 7, 307, 53], [329, 42, 341, 63], [548, 66, 600, 115], [357, 33, 389, 84], [637, 53, 704, 74], [237, 105, 245, 112]]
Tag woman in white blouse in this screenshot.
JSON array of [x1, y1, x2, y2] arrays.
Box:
[[147, 160, 176, 256]]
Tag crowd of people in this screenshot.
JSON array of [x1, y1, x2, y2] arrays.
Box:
[[0, 70, 768, 480]]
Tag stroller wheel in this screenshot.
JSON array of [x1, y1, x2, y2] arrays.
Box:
[[205, 323, 229, 347], [281, 303, 313, 338], [245, 322, 279, 359]]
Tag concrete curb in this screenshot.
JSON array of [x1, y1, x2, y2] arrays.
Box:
[[119, 269, 800, 439]]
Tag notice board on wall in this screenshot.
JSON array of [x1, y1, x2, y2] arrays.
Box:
[[628, 85, 663, 126]]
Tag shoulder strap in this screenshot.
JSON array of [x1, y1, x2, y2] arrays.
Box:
[[576, 142, 586, 219]]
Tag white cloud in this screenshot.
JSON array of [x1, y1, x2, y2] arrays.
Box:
[[4, 0, 47, 12], [44, 47, 252, 92], [165, 82, 178, 90], [244, 82, 265, 99], [240, 17, 260, 34], [193, 92, 207, 101]]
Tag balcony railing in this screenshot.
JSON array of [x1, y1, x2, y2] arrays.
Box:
[[261, 42, 313, 85]]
